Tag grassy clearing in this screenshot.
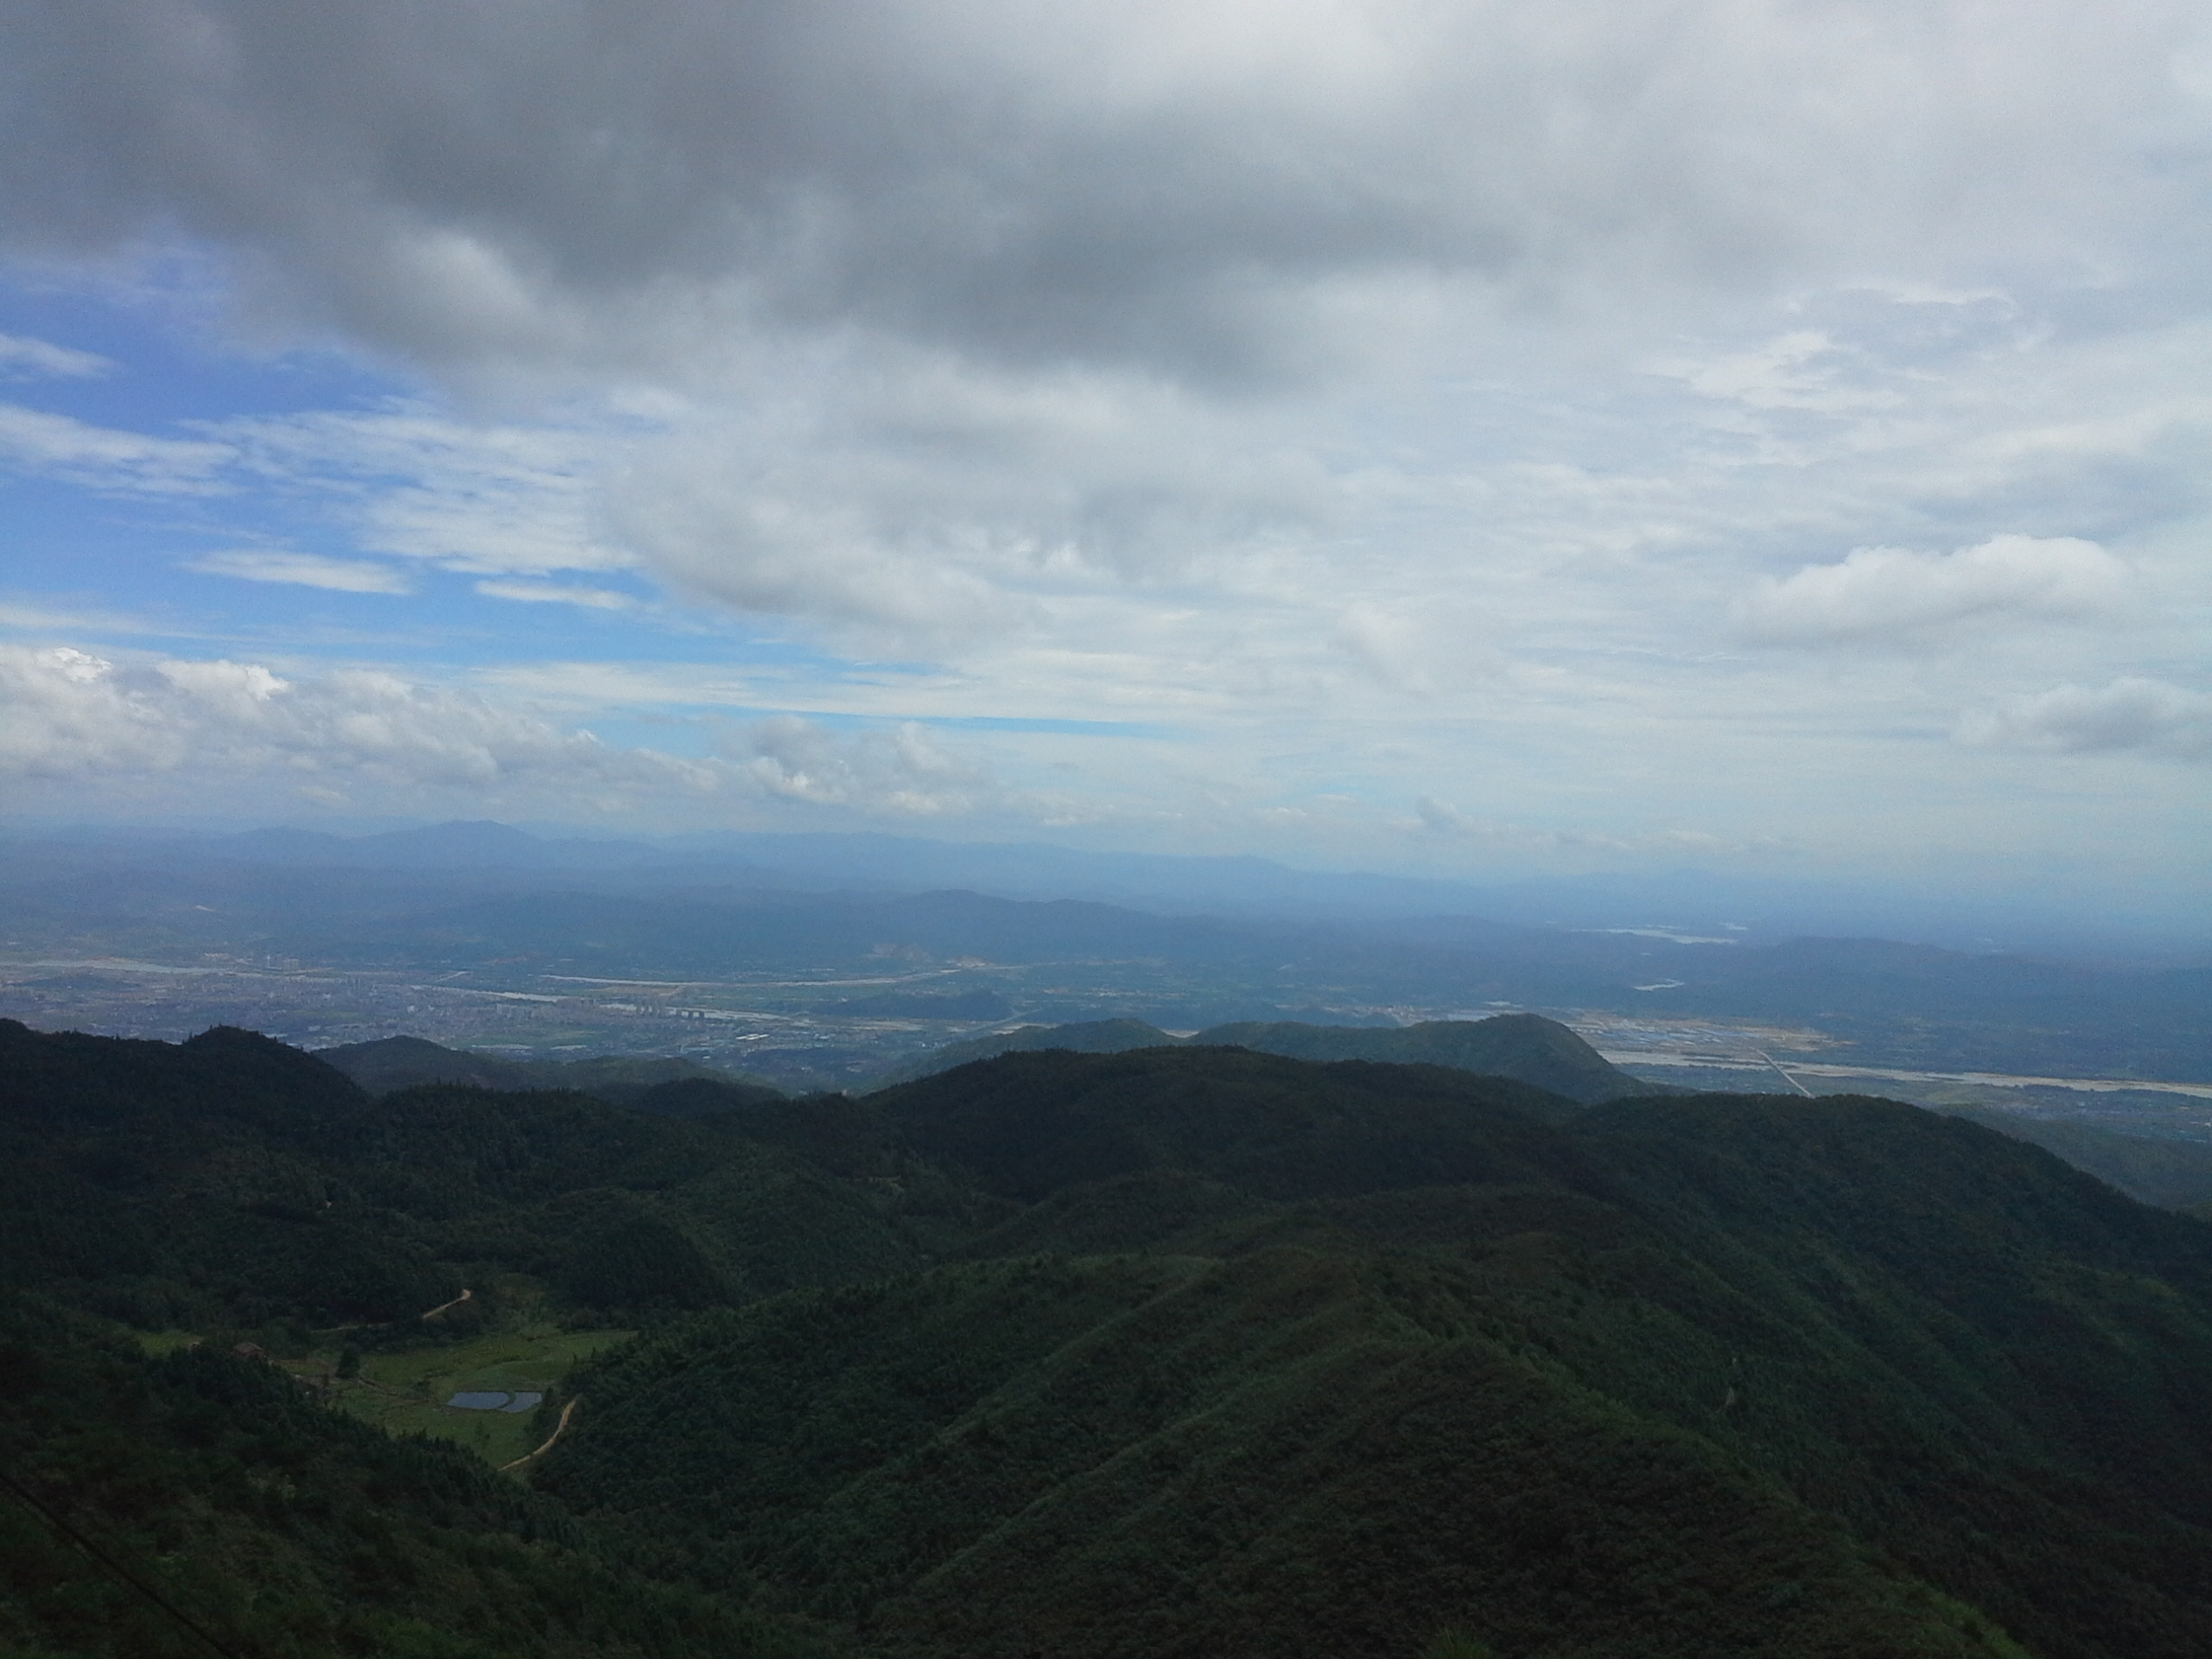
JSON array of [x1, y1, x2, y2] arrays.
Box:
[[290, 1325, 632, 1469]]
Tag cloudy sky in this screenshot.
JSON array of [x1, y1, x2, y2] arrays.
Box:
[[0, 0, 2207, 912]]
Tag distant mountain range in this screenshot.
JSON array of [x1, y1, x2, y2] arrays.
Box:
[[17, 817, 2207, 952], [5, 821, 2209, 1088]]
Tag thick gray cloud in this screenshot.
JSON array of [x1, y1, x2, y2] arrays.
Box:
[[1959, 677, 2212, 760], [6, 0, 2207, 388]]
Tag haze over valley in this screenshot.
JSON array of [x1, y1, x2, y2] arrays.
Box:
[[6, 820, 2208, 1111]]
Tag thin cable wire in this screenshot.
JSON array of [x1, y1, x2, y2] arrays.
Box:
[[0, 1463, 252, 1659]]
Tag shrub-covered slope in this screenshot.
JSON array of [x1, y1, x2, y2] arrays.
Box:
[[1195, 1014, 1653, 1103], [7, 1024, 2212, 1659], [543, 1053, 2212, 1659], [867, 1046, 1588, 1198], [545, 1252, 2024, 1659], [869, 1013, 1654, 1103], [0, 1297, 842, 1659], [0, 1020, 940, 1328], [315, 1034, 785, 1109], [1936, 1103, 2212, 1213]]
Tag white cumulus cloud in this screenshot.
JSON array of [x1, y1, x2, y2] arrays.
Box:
[[730, 715, 989, 817], [1732, 535, 2135, 645], [0, 643, 715, 796], [0, 644, 1012, 822]]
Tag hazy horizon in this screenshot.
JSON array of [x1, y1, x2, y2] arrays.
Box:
[[5, 810, 2208, 960]]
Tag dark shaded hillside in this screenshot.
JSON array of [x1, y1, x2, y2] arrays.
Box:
[[317, 1033, 785, 1109], [1563, 1096, 2212, 1653], [1936, 1105, 2212, 1213], [874, 1011, 1653, 1103], [9, 1023, 2212, 1659], [0, 1020, 942, 1330], [867, 1018, 1181, 1084], [1197, 1013, 1652, 1103], [0, 1297, 842, 1659], [544, 1052, 2212, 1659], [868, 1046, 1588, 1200], [0, 1020, 365, 1132], [544, 1254, 2012, 1659]]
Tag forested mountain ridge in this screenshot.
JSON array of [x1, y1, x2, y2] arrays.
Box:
[[3, 1019, 2211, 1657], [0, 1018, 947, 1331], [548, 1071, 2212, 1659], [0, 1299, 847, 1659], [316, 1033, 786, 1108], [870, 1010, 1656, 1103]]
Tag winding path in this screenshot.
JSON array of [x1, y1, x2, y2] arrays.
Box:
[[418, 1287, 473, 1320], [499, 1397, 579, 1472]]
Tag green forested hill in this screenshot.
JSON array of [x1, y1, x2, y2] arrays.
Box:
[[868, 1010, 1655, 1103], [1934, 1103, 2212, 1213], [0, 1298, 847, 1659], [5, 1020, 2212, 1658], [315, 1033, 786, 1109], [0, 1019, 945, 1330], [864, 1017, 1190, 1084], [545, 1058, 2212, 1659], [1192, 1014, 1653, 1103], [867, 1046, 1587, 1198]]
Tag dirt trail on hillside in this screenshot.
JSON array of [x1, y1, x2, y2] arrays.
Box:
[[419, 1287, 472, 1319], [500, 1398, 578, 1472]]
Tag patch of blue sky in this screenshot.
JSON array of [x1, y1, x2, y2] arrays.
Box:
[[0, 285, 954, 708], [0, 271, 401, 430], [568, 709, 1173, 756], [908, 715, 1172, 739]]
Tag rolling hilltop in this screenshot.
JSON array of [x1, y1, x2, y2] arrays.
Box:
[[870, 1011, 1658, 1103], [315, 1033, 785, 1110], [318, 1012, 1656, 1108], [3, 1019, 2212, 1656]]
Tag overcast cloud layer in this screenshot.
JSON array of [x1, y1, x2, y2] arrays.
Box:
[[0, 0, 2206, 922]]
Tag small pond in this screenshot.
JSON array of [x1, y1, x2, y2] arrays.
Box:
[[445, 1390, 544, 1413]]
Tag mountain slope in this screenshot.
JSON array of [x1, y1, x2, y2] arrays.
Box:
[[543, 1050, 2212, 1659], [872, 1012, 1655, 1103], [0, 1020, 936, 1328], [1936, 1104, 2212, 1213], [1195, 1013, 1653, 1103], [317, 1033, 785, 1108], [544, 1253, 2018, 1659], [0, 1297, 842, 1659], [8, 1025, 2212, 1658]]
